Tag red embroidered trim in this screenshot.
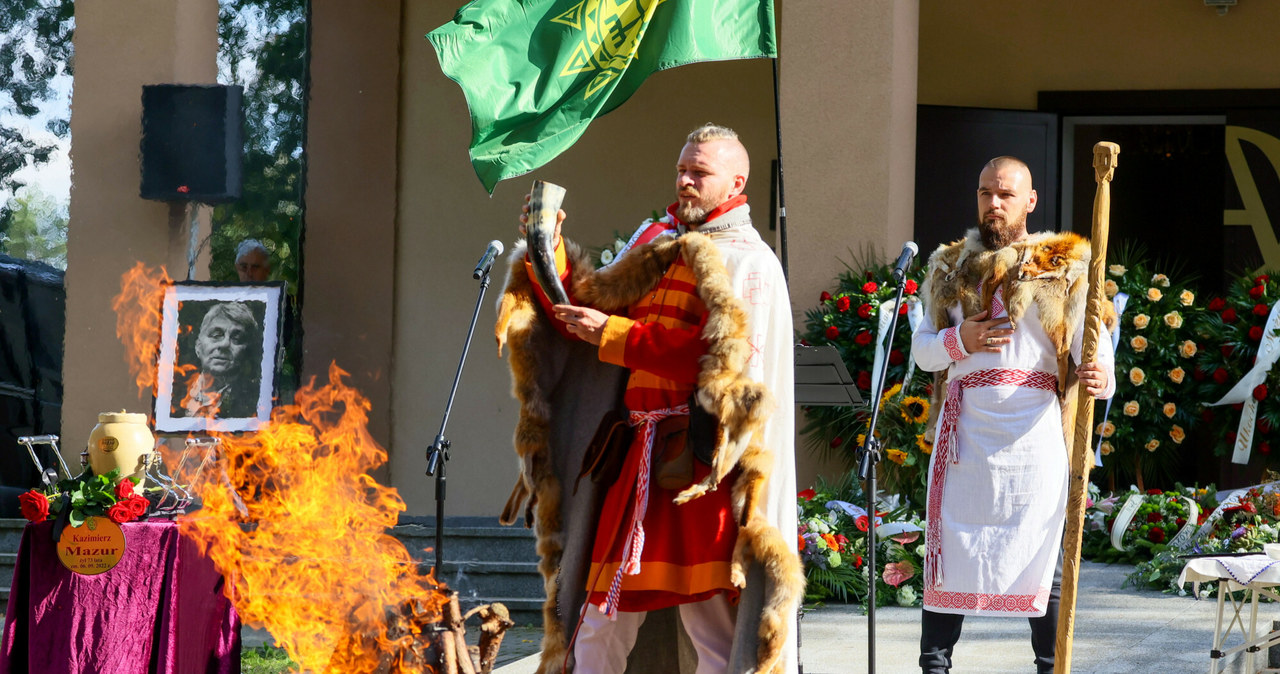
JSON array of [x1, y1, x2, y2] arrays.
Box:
[[923, 585, 1052, 614], [925, 369, 1058, 591], [991, 286, 1006, 319], [942, 327, 964, 361]]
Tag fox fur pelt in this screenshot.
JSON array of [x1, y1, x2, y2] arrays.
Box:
[[920, 229, 1115, 445], [494, 232, 803, 674]]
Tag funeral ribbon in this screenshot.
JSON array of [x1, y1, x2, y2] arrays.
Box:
[[1109, 491, 1200, 552], [600, 402, 688, 618], [870, 296, 923, 403], [1093, 292, 1129, 467], [1206, 299, 1280, 465]]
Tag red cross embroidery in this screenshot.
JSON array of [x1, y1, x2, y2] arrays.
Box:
[[743, 272, 768, 306]]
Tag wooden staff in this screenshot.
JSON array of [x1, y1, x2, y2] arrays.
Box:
[[1056, 141, 1119, 672]]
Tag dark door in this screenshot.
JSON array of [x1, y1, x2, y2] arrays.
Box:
[[914, 105, 1059, 256]]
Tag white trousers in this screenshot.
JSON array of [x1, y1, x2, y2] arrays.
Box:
[[572, 595, 736, 674]]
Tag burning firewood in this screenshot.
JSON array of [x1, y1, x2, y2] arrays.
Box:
[[464, 603, 514, 674]]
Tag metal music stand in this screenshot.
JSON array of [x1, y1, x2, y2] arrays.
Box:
[[795, 344, 865, 408]]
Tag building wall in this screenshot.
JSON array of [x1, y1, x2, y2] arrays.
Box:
[[918, 1, 1280, 110]]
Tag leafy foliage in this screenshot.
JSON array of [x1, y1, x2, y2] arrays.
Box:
[[2, 184, 66, 268], [0, 0, 74, 228]]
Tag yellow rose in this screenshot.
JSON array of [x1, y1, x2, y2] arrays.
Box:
[[1151, 273, 1170, 288], [1146, 439, 1161, 452], [1133, 314, 1150, 329], [1169, 367, 1186, 384], [1100, 441, 1114, 456], [1129, 367, 1146, 386], [1164, 311, 1183, 329], [1101, 420, 1115, 438], [1109, 264, 1127, 277], [1179, 289, 1195, 306], [1163, 402, 1177, 418], [1170, 425, 1186, 444], [1147, 288, 1163, 302], [1180, 340, 1198, 358], [1105, 280, 1119, 297], [1130, 336, 1148, 352], [1123, 400, 1140, 417]]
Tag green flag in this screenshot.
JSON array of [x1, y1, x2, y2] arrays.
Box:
[[428, 0, 777, 193]]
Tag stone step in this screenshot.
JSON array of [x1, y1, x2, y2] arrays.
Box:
[[392, 522, 537, 564], [0, 519, 28, 552], [437, 560, 543, 602]]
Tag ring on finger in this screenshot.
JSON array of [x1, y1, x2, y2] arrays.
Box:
[[985, 337, 993, 345]]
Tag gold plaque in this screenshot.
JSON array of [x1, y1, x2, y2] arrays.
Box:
[[98, 436, 119, 452], [57, 517, 126, 575]]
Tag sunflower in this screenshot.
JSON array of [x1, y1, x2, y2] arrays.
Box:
[[900, 396, 929, 424], [886, 449, 908, 465], [916, 434, 932, 454], [881, 382, 903, 404]]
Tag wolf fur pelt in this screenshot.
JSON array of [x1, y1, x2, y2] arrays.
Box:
[[920, 229, 1115, 446], [494, 232, 804, 674]]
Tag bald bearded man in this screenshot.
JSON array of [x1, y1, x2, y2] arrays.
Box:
[[510, 124, 801, 673]]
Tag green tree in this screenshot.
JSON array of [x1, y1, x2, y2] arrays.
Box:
[[3, 185, 68, 269], [0, 0, 74, 226]]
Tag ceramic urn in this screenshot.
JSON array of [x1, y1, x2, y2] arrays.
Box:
[[86, 411, 154, 479]]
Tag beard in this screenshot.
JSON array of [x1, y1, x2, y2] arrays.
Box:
[[978, 210, 1026, 249], [674, 186, 727, 225]]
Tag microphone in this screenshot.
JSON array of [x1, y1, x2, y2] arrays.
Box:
[[473, 240, 504, 280], [891, 241, 918, 282]]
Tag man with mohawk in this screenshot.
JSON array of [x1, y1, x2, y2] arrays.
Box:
[[496, 123, 803, 673]]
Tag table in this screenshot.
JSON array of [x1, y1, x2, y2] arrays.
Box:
[[1179, 554, 1280, 674], [0, 520, 240, 674]]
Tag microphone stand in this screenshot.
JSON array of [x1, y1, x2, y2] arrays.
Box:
[[425, 263, 494, 580], [856, 272, 910, 674]]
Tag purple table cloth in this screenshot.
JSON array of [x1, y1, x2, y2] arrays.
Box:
[[0, 520, 239, 674]]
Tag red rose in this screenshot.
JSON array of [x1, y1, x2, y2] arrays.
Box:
[[856, 371, 872, 390], [855, 515, 869, 532], [824, 325, 839, 339], [1214, 368, 1229, 384], [1250, 285, 1265, 300], [898, 303, 908, 315], [1233, 403, 1244, 411], [798, 488, 817, 501], [126, 495, 148, 517], [1223, 308, 1238, 323], [889, 349, 905, 365], [829, 436, 844, 448], [853, 554, 864, 568], [18, 490, 49, 523], [820, 291, 831, 302], [862, 281, 878, 294], [1146, 512, 1162, 523], [1228, 431, 1238, 444], [857, 303, 873, 319], [799, 338, 810, 346], [107, 502, 135, 524], [1147, 489, 1163, 495], [1193, 367, 1206, 382], [1208, 297, 1226, 312], [114, 479, 135, 500], [1261, 418, 1272, 434], [1258, 275, 1272, 284], [1255, 384, 1269, 401], [1148, 527, 1166, 543], [1222, 344, 1236, 357], [1257, 304, 1271, 317], [1251, 326, 1265, 341], [1262, 442, 1273, 455], [836, 296, 851, 312], [1202, 409, 1215, 423], [904, 279, 918, 294], [854, 330, 872, 346]]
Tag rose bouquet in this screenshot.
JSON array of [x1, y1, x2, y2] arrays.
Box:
[[18, 469, 150, 528], [1093, 247, 1202, 490], [1083, 486, 1203, 565], [797, 251, 930, 500], [1192, 270, 1280, 468]]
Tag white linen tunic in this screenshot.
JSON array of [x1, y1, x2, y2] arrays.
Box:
[[912, 287, 1114, 617]]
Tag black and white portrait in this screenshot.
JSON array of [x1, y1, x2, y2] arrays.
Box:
[[155, 283, 283, 432]]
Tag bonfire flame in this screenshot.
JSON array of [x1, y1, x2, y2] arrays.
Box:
[[114, 264, 449, 672]]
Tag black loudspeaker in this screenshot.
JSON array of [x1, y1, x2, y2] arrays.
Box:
[[140, 84, 244, 203]]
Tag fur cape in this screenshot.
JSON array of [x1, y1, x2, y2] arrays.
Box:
[[919, 228, 1114, 444], [494, 232, 804, 674]]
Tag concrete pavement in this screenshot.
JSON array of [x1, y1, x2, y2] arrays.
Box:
[[495, 560, 1271, 673]]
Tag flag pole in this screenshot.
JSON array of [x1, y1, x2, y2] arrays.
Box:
[[771, 56, 788, 281], [1055, 141, 1119, 673]]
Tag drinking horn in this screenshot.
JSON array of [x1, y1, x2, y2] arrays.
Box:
[[526, 180, 570, 305]]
